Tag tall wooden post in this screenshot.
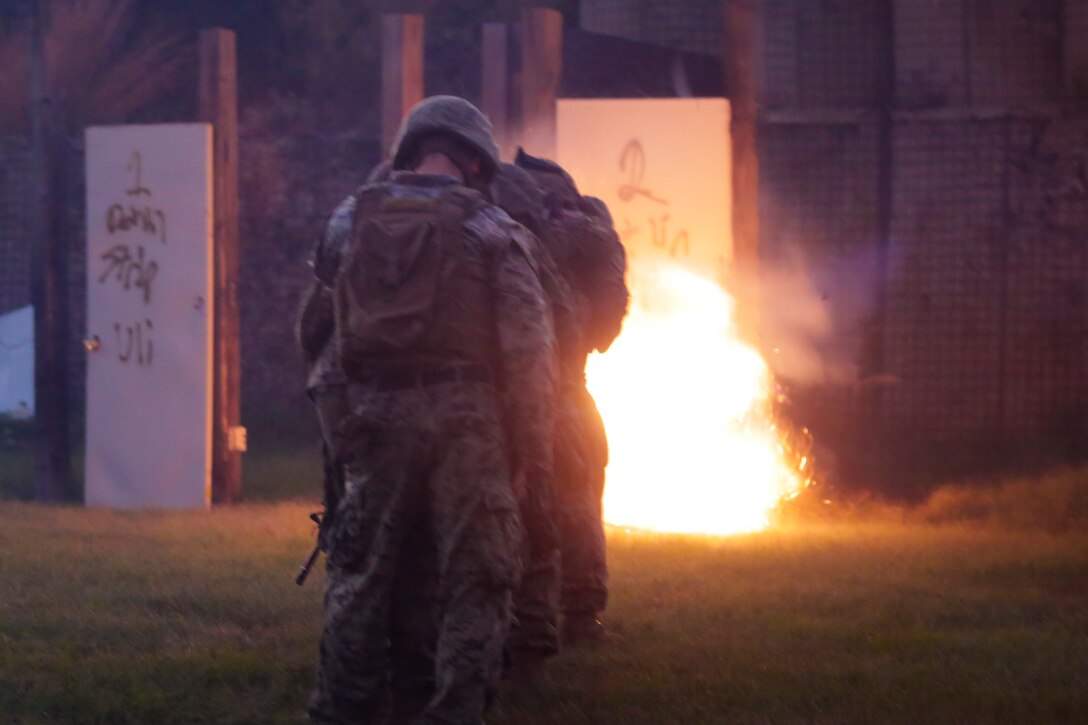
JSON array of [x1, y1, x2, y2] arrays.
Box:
[[29, 0, 73, 502], [481, 22, 511, 156], [723, 0, 762, 344], [381, 14, 425, 156], [520, 7, 563, 158], [199, 28, 242, 504]]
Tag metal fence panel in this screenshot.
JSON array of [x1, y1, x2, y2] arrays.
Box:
[[794, 0, 883, 108], [1003, 117, 1088, 443], [1066, 0, 1088, 96], [884, 120, 1007, 440], [758, 120, 882, 478], [761, 0, 800, 110], [760, 120, 881, 350], [966, 0, 1061, 105], [894, 0, 968, 108]]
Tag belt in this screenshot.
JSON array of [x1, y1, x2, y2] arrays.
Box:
[[364, 364, 492, 392]]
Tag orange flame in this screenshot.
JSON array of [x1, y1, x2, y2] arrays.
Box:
[[586, 262, 804, 535]]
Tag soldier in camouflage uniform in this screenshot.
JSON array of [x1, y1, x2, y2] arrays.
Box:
[[297, 160, 394, 458], [490, 163, 582, 676], [509, 149, 629, 646], [304, 96, 557, 724]]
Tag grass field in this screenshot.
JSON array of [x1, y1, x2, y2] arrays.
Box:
[[2, 475, 1086, 724]]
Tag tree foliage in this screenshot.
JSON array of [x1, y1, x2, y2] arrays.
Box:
[[0, 0, 191, 135]]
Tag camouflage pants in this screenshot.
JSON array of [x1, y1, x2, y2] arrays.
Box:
[[307, 381, 522, 725], [508, 450, 560, 658], [509, 383, 608, 655], [311, 384, 351, 456], [555, 384, 609, 617]]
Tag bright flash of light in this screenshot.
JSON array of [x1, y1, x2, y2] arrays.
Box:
[[586, 262, 804, 535]]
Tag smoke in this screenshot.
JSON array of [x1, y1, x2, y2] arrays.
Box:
[[745, 243, 883, 387]]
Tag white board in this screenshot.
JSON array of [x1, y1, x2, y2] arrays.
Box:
[[84, 125, 213, 509], [0, 305, 34, 416], [556, 98, 733, 281]]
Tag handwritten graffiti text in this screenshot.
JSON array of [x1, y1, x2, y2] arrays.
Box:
[[106, 204, 167, 245], [618, 140, 669, 206], [125, 151, 151, 197], [98, 244, 158, 304], [616, 139, 690, 260], [113, 319, 154, 366]]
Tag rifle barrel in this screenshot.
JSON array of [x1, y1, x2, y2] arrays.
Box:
[[295, 545, 322, 586]]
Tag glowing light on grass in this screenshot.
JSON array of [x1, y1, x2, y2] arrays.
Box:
[[586, 262, 804, 535]]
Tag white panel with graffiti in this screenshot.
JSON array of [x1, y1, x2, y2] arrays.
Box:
[[84, 124, 213, 509], [556, 98, 732, 281]]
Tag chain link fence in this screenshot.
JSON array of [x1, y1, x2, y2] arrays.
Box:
[[759, 0, 1088, 491]]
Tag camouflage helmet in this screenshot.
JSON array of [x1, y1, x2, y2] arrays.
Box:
[[391, 96, 501, 181]]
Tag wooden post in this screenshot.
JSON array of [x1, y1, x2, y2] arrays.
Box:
[[723, 0, 762, 344], [381, 14, 425, 157], [29, 0, 74, 502], [481, 22, 511, 156], [520, 7, 563, 158], [199, 28, 242, 504]]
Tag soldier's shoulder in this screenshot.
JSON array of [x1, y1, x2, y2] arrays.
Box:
[[465, 202, 521, 241], [466, 204, 541, 266], [327, 194, 358, 232], [312, 193, 359, 281], [558, 197, 621, 248], [320, 194, 358, 251], [469, 200, 516, 226], [578, 195, 614, 225]]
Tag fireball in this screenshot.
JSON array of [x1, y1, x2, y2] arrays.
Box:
[[586, 262, 804, 535]]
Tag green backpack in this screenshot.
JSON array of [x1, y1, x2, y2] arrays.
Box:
[[334, 183, 488, 378]]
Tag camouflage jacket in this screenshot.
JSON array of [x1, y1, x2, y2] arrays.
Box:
[[512, 231, 582, 388], [509, 151, 629, 358], [490, 164, 585, 386], [304, 194, 356, 393], [307, 171, 559, 479], [546, 196, 628, 356]]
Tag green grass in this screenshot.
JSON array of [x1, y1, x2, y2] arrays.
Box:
[[1, 493, 1086, 723], [242, 445, 322, 502], [0, 448, 317, 503], [0, 413, 321, 503], [0, 446, 33, 499], [0, 416, 35, 500]]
